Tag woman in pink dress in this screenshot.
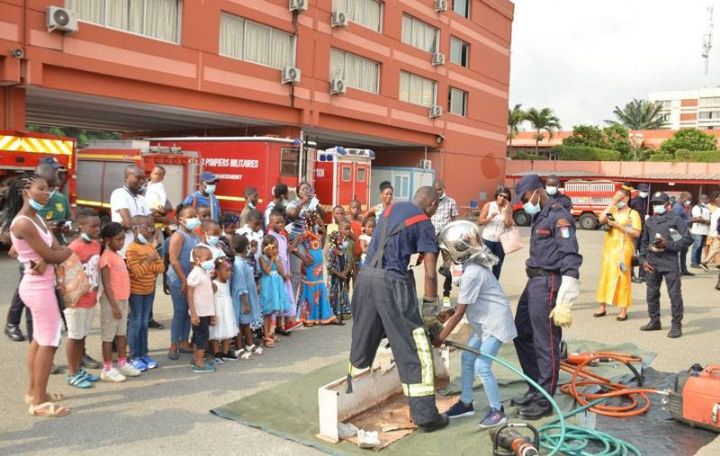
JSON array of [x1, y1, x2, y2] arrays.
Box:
[[5, 174, 72, 417]]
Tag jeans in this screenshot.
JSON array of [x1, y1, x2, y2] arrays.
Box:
[[128, 292, 154, 359], [460, 333, 503, 410], [168, 279, 191, 347], [691, 234, 707, 265], [482, 239, 505, 280]]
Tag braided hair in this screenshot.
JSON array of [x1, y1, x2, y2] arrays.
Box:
[[0, 173, 41, 237]]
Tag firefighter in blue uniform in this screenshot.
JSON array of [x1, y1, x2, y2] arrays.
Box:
[[545, 174, 573, 212], [510, 175, 583, 419], [638, 191, 692, 338], [348, 186, 449, 432]]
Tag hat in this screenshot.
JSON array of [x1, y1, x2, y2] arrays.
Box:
[[637, 183, 650, 192], [39, 156, 61, 171], [512, 175, 544, 204], [200, 171, 217, 183], [650, 191, 669, 204]]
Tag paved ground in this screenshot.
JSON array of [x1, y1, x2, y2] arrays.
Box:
[[0, 228, 718, 455]]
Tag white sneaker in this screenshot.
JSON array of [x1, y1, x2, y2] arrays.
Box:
[[118, 363, 141, 377], [101, 367, 127, 383]]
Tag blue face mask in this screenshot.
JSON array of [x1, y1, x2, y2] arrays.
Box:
[[653, 205, 666, 215], [81, 232, 92, 242], [184, 217, 201, 230], [523, 191, 541, 216], [28, 198, 46, 211], [206, 235, 220, 246], [201, 260, 215, 272], [137, 233, 148, 244], [205, 184, 216, 194]]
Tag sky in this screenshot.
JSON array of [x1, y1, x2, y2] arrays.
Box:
[[509, 0, 720, 130]]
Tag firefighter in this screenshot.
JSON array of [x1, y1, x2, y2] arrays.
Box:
[[638, 191, 692, 338], [545, 174, 573, 212], [348, 186, 448, 432], [510, 175, 583, 420]]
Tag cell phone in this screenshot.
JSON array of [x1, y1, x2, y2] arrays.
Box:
[[606, 213, 615, 222]]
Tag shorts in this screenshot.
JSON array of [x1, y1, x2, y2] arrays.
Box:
[[191, 316, 210, 351], [100, 296, 129, 342], [63, 306, 96, 340]]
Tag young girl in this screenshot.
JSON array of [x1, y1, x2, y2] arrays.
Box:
[[231, 234, 263, 358], [295, 225, 336, 326], [200, 220, 225, 259], [359, 217, 375, 264], [326, 231, 350, 323], [186, 245, 216, 373], [209, 258, 238, 361], [219, 213, 239, 261], [259, 236, 290, 346]]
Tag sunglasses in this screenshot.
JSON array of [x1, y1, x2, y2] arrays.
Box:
[[498, 194, 509, 200]]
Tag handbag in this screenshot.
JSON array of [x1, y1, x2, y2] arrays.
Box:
[[55, 252, 90, 308], [499, 226, 524, 254]]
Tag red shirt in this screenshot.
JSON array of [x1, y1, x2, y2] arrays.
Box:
[[68, 238, 101, 308], [99, 249, 131, 301], [351, 221, 362, 258]]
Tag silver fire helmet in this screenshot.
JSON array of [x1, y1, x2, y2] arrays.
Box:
[[438, 220, 499, 268]]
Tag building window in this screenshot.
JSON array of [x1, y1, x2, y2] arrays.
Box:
[[66, 0, 181, 43], [450, 37, 469, 67], [699, 97, 720, 107], [655, 100, 672, 109], [401, 14, 439, 53], [219, 14, 295, 69], [453, 0, 470, 18], [280, 148, 300, 176], [699, 111, 720, 119], [329, 48, 380, 93], [392, 175, 410, 200], [448, 87, 468, 116], [333, 0, 383, 32], [399, 71, 437, 108]]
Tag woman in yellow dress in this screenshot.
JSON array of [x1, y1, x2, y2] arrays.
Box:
[[595, 188, 641, 321]]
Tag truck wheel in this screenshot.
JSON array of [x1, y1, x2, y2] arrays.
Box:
[[514, 210, 531, 227], [579, 213, 598, 230]]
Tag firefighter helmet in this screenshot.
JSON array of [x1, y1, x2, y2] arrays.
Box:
[[438, 220, 499, 268]]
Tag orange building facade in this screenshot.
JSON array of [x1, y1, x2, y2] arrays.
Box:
[[0, 0, 513, 206]]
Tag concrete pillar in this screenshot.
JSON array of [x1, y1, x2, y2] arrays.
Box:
[[0, 87, 26, 130]]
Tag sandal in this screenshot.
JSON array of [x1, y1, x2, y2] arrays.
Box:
[[28, 401, 70, 417], [25, 392, 65, 405], [239, 350, 254, 360], [262, 337, 276, 348]]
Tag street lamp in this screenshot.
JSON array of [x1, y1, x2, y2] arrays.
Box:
[[630, 132, 644, 161]]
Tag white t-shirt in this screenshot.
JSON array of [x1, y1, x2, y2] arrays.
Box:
[[691, 204, 711, 236], [144, 182, 167, 211], [110, 187, 150, 257], [236, 225, 264, 262], [709, 207, 720, 237], [458, 262, 518, 343]]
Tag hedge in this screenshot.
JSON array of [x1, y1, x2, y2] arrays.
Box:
[[550, 145, 621, 161], [649, 150, 720, 162], [514, 151, 548, 160]]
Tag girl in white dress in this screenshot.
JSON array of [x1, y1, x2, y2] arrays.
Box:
[[209, 259, 238, 361]]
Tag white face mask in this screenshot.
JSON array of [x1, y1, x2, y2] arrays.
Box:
[[639, 192, 648, 199], [205, 184, 216, 194], [653, 205, 666, 215], [546, 186, 558, 196]]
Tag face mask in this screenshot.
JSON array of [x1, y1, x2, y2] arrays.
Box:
[[684, 200, 691, 207], [523, 191, 541, 215], [137, 233, 148, 244], [205, 184, 216, 194], [81, 232, 92, 242], [28, 198, 46, 211], [200, 260, 215, 272], [248, 201, 255, 209], [184, 217, 201, 230], [341, 241, 349, 249], [438, 193, 445, 200], [546, 186, 558, 196], [206, 235, 220, 246], [639, 192, 648, 198], [653, 205, 666, 215], [616, 201, 627, 209]]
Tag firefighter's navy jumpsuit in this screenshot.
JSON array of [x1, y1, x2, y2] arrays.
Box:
[[349, 202, 442, 426]]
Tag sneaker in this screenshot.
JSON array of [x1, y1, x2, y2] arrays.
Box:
[[141, 356, 158, 369], [442, 296, 451, 307], [192, 363, 216, 373], [212, 354, 225, 364], [148, 319, 164, 329], [67, 371, 93, 389], [79, 368, 100, 382], [118, 362, 142, 377], [478, 407, 507, 428], [221, 351, 238, 361], [700, 263, 710, 272], [81, 354, 101, 369], [101, 367, 127, 383], [444, 399, 475, 419], [130, 358, 148, 372]]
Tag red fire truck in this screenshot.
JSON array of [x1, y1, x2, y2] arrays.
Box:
[[314, 146, 374, 215]]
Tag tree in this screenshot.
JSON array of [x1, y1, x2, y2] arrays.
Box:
[[27, 125, 119, 146], [563, 125, 608, 149], [659, 128, 717, 154], [605, 99, 667, 130], [524, 107, 561, 154], [507, 104, 526, 155], [603, 124, 632, 157]]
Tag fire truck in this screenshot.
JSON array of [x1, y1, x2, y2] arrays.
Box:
[[314, 146, 374, 215], [0, 130, 77, 208], [513, 179, 623, 229]]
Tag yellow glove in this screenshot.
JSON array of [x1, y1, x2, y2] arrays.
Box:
[[549, 302, 572, 328]]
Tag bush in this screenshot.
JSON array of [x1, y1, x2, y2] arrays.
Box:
[[660, 129, 717, 153], [685, 150, 720, 162], [648, 153, 674, 162], [514, 151, 548, 160], [550, 145, 621, 161], [674, 149, 692, 161]]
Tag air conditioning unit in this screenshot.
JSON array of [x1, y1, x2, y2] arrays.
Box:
[[47, 6, 78, 34], [289, 0, 308, 12], [431, 52, 446, 66], [329, 79, 347, 95], [418, 159, 432, 170], [331, 11, 348, 28], [434, 0, 448, 12], [429, 105, 443, 118], [281, 66, 301, 84]]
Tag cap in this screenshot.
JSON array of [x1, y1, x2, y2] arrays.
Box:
[[650, 191, 669, 204], [637, 183, 650, 192], [200, 171, 217, 183], [512, 175, 544, 204], [39, 156, 61, 171]]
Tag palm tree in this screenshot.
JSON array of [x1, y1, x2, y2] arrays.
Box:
[[507, 104, 526, 155], [525, 107, 561, 154], [605, 99, 667, 130]]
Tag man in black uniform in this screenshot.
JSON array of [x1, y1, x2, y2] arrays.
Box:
[[630, 183, 651, 283], [545, 174, 573, 212], [348, 186, 448, 432], [510, 175, 583, 419], [638, 192, 692, 338]]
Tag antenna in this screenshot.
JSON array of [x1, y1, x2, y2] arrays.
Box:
[[702, 5, 714, 76]]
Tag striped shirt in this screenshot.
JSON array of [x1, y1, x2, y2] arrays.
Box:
[[126, 241, 165, 295]]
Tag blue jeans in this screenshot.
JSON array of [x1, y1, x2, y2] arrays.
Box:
[[460, 333, 503, 410], [482, 239, 505, 280], [169, 278, 191, 347], [128, 292, 154, 359], [691, 234, 707, 265]]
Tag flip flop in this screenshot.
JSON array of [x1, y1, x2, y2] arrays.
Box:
[[28, 401, 70, 417], [593, 310, 607, 318], [24, 392, 64, 405]]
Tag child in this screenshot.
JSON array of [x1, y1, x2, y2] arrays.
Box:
[[209, 258, 238, 361], [340, 219, 356, 288], [266, 212, 298, 334], [126, 215, 165, 371], [65, 209, 102, 389], [199, 219, 225, 259], [326, 231, 350, 323], [295, 228, 336, 326], [359, 217, 375, 263], [259, 236, 290, 346], [236, 210, 264, 262], [186, 245, 217, 373], [99, 222, 142, 382], [219, 213, 240, 260], [231, 234, 263, 358], [325, 205, 346, 240], [434, 236, 518, 428]]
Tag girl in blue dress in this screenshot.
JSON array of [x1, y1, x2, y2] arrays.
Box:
[[231, 234, 263, 357], [259, 235, 289, 346], [295, 229, 336, 326]]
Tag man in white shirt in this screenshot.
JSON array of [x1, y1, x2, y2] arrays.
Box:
[[690, 194, 711, 270], [430, 180, 459, 307], [110, 164, 150, 257]]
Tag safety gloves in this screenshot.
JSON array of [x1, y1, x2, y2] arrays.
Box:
[[421, 297, 443, 340], [550, 276, 580, 327]]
